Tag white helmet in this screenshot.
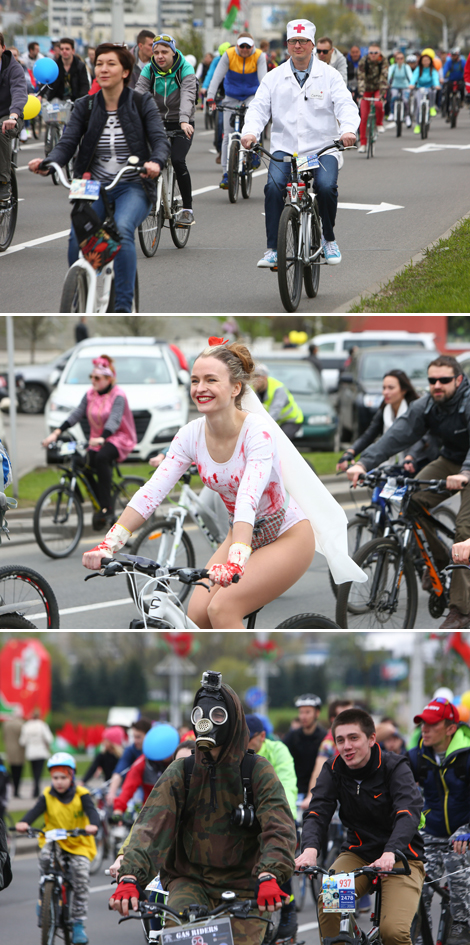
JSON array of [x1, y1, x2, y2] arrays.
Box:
[[432, 686, 454, 703], [47, 752, 76, 771], [295, 693, 322, 709], [185, 54, 197, 68]]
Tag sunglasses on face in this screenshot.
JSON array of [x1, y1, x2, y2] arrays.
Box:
[[369, 51, 380, 55], [428, 376, 456, 385], [90, 374, 103, 381], [287, 38, 310, 46], [316, 48, 331, 54], [238, 43, 251, 49]]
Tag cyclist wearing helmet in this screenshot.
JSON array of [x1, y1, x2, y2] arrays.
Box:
[[16, 752, 100, 945], [113, 724, 179, 813], [284, 694, 326, 797]]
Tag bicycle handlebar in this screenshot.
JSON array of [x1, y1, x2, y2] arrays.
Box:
[[253, 139, 357, 161], [86, 557, 241, 586], [12, 826, 89, 838], [39, 159, 146, 191], [296, 849, 411, 878], [117, 895, 261, 925], [356, 469, 450, 493]]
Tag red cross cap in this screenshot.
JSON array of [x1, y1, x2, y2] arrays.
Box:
[[286, 19, 316, 44], [293, 23, 305, 32]]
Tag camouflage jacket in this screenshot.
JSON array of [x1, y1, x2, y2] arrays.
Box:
[[119, 684, 296, 897], [357, 55, 389, 96]]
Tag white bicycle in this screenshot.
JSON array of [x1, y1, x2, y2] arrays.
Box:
[[44, 158, 142, 313], [138, 130, 191, 256]]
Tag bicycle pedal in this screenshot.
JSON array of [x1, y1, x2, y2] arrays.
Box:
[[270, 266, 278, 272]]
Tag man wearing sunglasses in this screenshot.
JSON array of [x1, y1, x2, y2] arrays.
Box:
[[315, 37, 347, 84], [346, 354, 470, 629], [206, 32, 267, 189], [241, 18, 358, 269], [407, 698, 470, 945]]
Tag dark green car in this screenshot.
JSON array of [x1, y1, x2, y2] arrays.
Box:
[[258, 357, 337, 451]]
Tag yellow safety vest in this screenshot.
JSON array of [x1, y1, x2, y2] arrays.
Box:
[[39, 785, 96, 861], [264, 376, 303, 426]]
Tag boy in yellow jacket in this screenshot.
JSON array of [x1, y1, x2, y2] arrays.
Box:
[[16, 752, 99, 945]]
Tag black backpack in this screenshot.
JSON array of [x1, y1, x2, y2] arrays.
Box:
[[0, 817, 12, 892], [183, 748, 257, 808]]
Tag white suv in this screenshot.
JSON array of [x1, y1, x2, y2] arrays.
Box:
[[45, 337, 189, 462], [313, 330, 437, 391]]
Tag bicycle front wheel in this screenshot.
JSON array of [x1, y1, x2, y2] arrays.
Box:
[[240, 150, 253, 199], [139, 203, 163, 256], [0, 565, 60, 629], [114, 476, 145, 513], [34, 485, 83, 559], [41, 880, 58, 945], [127, 518, 196, 606], [303, 204, 321, 298], [336, 537, 418, 629], [367, 119, 375, 158], [3, 811, 17, 861], [0, 170, 18, 252], [277, 205, 302, 312], [169, 175, 190, 249], [420, 102, 428, 139], [275, 614, 341, 628], [395, 101, 403, 137], [60, 267, 89, 313], [228, 138, 240, 203], [450, 94, 458, 128]]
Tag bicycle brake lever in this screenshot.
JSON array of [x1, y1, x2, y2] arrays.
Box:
[[84, 572, 101, 581], [193, 581, 212, 591]]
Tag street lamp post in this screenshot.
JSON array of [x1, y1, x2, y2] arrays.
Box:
[[420, 6, 448, 51]]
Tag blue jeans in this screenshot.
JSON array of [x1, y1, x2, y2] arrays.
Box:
[[265, 151, 339, 249], [68, 179, 151, 312]]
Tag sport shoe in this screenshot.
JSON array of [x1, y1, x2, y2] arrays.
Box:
[[321, 237, 342, 265], [219, 173, 229, 189], [0, 181, 10, 201], [358, 894, 372, 914], [439, 607, 470, 630], [251, 151, 261, 169], [386, 114, 394, 121], [358, 144, 366, 153], [215, 152, 221, 164], [275, 902, 298, 944], [406, 115, 411, 127], [447, 923, 470, 945], [72, 922, 89, 945], [414, 124, 420, 133], [430, 107, 437, 117], [421, 569, 433, 592], [257, 249, 277, 268], [19, 127, 28, 142], [175, 209, 195, 226], [377, 124, 385, 133]]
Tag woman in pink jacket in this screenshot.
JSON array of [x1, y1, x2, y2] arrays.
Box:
[[43, 355, 137, 528]]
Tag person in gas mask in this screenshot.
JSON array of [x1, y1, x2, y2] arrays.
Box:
[[109, 672, 296, 944]]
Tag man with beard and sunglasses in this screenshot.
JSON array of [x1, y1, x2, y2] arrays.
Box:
[[346, 355, 470, 629], [109, 672, 296, 944]]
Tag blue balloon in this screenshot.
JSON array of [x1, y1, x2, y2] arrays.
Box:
[[454, 695, 462, 705], [33, 58, 59, 85], [143, 724, 180, 761]]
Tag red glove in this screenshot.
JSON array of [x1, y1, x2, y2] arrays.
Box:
[[110, 880, 140, 907], [256, 877, 290, 910], [207, 562, 243, 588]]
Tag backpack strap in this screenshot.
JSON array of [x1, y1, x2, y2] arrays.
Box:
[[240, 748, 257, 807], [184, 750, 196, 793]]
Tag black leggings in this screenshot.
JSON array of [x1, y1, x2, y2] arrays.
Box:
[[31, 758, 45, 797], [165, 121, 193, 209], [87, 442, 119, 512]]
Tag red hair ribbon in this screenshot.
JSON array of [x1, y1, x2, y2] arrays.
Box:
[[208, 337, 228, 347]]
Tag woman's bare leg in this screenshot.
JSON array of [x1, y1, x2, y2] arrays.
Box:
[[186, 532, 232, 628]]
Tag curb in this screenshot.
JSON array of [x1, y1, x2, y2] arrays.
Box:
[[13, 839, 38, 856], [333, 210, 470, 313]]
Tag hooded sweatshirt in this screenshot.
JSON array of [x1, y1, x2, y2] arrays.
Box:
[[407, 722, 470, 837], [119, 683, 296, 895], [135, 51, 197, 124]]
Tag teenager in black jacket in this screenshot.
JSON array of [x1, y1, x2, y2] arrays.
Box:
[[29, 43, 170, 313], [44, 37, 90, 101], [296, 707, 425, 945]]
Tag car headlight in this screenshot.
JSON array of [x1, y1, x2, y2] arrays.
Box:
[[49, 402, 70, 412], [363, 394, 383, 409], [307, 414, 333, 425]]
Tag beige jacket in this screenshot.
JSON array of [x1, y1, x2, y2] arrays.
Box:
[[2, 718, 25, 765]]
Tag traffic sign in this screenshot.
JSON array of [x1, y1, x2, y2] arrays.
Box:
[[245, 686, 267, 708]]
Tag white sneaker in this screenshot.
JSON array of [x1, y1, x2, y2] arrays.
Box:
[[257, 249, 278, 269], [386, 114, 394, 121], [19, 128, 28, 142], [321, 237, 342, 265], [377, 125, 385, 133], [406, 115, 411, 127], [358, 144, 366, 153]]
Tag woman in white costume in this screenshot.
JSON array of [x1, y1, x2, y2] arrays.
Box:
[[82, 338, 365, 628]]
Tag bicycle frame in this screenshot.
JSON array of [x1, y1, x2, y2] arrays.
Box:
[[168, 481, 223, 549]]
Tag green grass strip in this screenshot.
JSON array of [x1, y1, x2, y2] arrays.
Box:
[[348, 216, 470, 313]]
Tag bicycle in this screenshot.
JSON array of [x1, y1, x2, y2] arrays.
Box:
[[335, 471, 458, 629], [391, 89, 407, 137], [328, 465, 456, 600], [12, 825, 90, 945], [444, 80, 463, 129], [412, 88, 432, 139], [254, 139, 355, 313], [41, 159, 141, 313], [362, 97, 378, 158], [0, 134, 19, 252], [218, 103, 254, 203], [33, 436, 145, 559], [86, 553, 342, 629], [42, 99, 74, 184], [138, 130, 191, 257], [0, 491, 60, 628]]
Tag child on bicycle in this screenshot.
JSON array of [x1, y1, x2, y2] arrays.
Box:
[[16, 752, 100, 945]]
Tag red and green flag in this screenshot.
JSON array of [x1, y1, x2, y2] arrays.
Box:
[[223, 0, 240, 30]]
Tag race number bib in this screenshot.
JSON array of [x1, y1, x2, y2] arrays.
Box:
[[322, 873, 356, 912], [161, 917, 234, 945], [45, 829, 68, 841], [69, 179, 101, 201]]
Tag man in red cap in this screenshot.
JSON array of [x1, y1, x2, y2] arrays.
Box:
[[407, 698, 470, 945]]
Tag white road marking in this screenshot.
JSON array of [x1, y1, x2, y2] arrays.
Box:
[[29, 596, 133, 620], [0, 229, 70, 256], [338, 201, 404, 214], [90, 883, 115, 894], [198, 130, 215, 136], [403, 143, 470, 153], [298, 922, 319, 932]]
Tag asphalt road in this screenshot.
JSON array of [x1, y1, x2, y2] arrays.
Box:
[[2, 106, 470, 313]]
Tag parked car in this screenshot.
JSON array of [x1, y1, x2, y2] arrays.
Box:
[[257, 356, 337, 451], [312, 330, 438, 393], [456, 351, 470, 378], [336, 346, 438, 444], [45, 337, 190, 462], [15, 346, 76, 414]]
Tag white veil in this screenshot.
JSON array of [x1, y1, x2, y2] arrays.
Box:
[[241, 386, 367, 585]]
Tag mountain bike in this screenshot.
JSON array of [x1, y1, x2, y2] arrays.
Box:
[[13, 826, 90, 945], [41, 159, 141, 313], [254, 139, 355, 313], [0, 492, 60, 628], [335, 471, 458, 629], [138, 130, 191, 257], [328, 466, 456, 600], [362, 96, 378, 158], [0, 134, 19, 252], [218, 103, 254, 203], [34, 437, 144, 559], [42, 99, 74, 185], [86, 553, 341, 629]]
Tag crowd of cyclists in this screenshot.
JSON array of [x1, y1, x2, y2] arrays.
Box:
[[1, 21, 470, 306], [1, 680, 470, 945]]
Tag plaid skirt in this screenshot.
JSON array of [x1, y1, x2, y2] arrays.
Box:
[[229, 492, 290, 551]]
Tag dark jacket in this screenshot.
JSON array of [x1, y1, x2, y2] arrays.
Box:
[[45, 54, 89, 101], [302, 743, 424, 863], [45, 87, 170, 202], [357, 53, 389, 96], [347, 54, 360, 85], [0, 816, 12, 891], [351, 403, 439, 469], [407, 723, 470, 838], [0, 49, 28, 118], [119, 683, 297, 896], [128, 45, 143, 90], [358, 375, 470, 473]]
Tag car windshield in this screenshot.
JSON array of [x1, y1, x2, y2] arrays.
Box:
[[345, 338, 426, 350], [360, 351, 432, 382], [263, 361, 322, 394], [64, 355, 171, 385]]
